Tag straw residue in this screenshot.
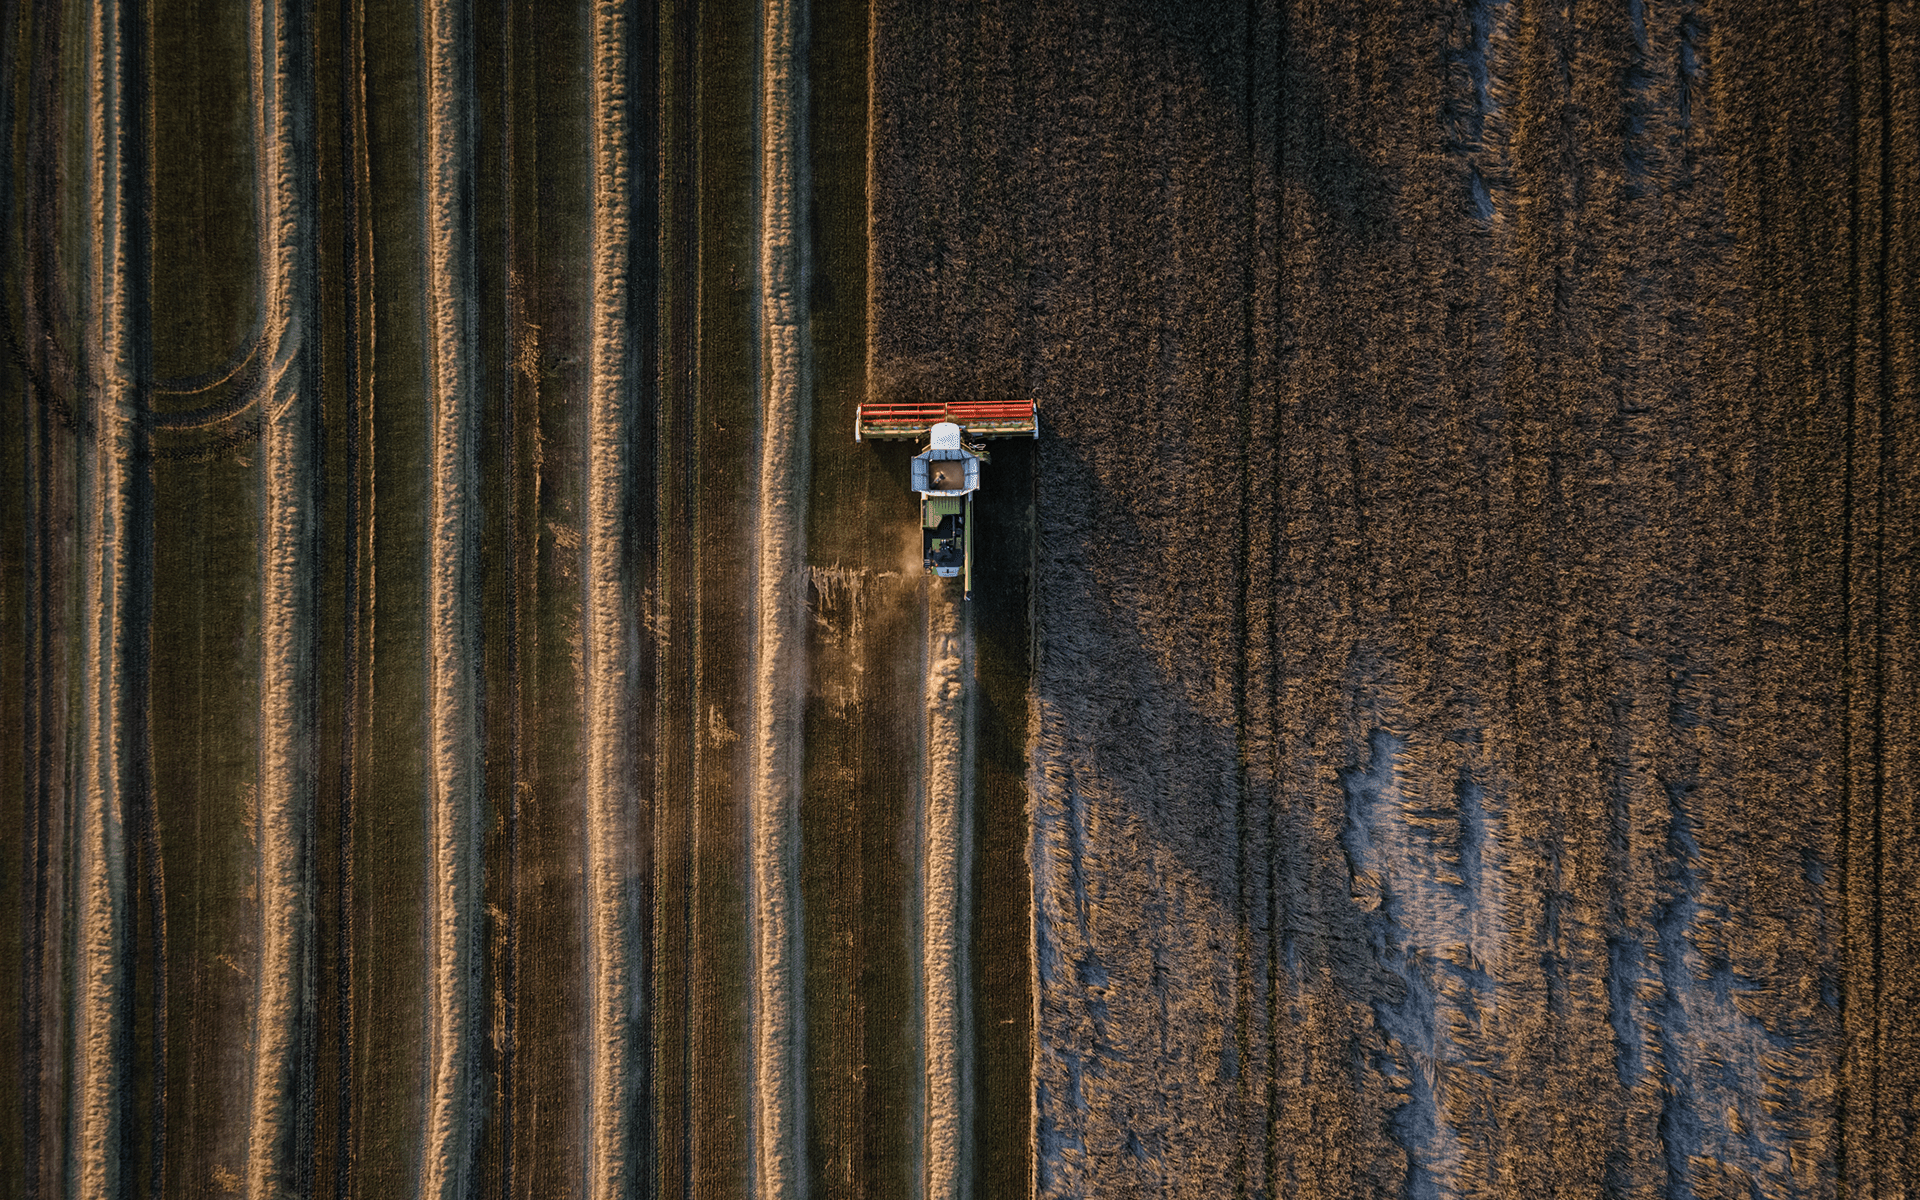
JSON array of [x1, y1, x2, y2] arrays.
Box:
[[420, 1, 483, 1196], [246, 0, 314, 1196], [74, 1, 135, 1196], [922, 592, 974, 1200], [585, 2, 639, 1197], [753, 0, 811, 1194]]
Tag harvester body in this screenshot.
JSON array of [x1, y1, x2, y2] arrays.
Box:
[[856, 400, 1038, 598]]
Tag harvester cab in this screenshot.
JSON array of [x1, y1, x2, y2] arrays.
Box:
[[855, 399, 1039, 598]]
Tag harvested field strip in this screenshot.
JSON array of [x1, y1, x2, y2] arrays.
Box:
[[651, 2, 700, 1194]]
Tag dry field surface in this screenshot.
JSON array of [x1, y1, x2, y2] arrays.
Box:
[[2, 1, 1916, 1199]]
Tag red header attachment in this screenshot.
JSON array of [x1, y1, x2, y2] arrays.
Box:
[[856, 398, 1039, 441]]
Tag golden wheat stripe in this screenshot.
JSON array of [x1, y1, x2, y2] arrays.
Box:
[[753, 0, 812, 1193], [420, 2, 483, 1196]]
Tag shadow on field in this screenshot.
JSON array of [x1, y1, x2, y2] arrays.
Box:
[[1033, 430, 1409, 1023], [1125, 0, 1402, 246], [1031, 431, 1528, 1196]]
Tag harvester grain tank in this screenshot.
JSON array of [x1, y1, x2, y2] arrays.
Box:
[[855, 399, 1039, 598]]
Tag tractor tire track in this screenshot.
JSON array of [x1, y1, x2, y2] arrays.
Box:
[[1841, 2, 1920, 1190]]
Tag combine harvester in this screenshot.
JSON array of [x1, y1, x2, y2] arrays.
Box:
[[856, 399, 1039, 598]]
